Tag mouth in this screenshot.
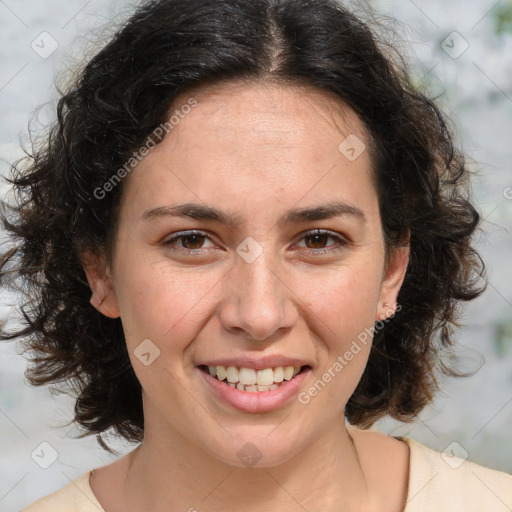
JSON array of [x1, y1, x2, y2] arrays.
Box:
[[197, 364, 312, 392]]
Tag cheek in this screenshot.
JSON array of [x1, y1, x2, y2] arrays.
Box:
[[305, 264, 383, 340], [297, 273, 382, 411], [298, 262, 383, 394], [112, 255, 221, 352]]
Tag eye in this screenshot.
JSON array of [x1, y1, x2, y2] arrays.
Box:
[[163, 231, 216, 253], [295, 229, 348, 255], [163, 229, 348, 256]]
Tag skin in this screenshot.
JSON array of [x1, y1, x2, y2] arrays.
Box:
[[82, 80, 410, 512]]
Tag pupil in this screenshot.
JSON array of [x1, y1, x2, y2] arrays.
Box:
[[183, 235, 204, 249], [306, 233, 327, 249]]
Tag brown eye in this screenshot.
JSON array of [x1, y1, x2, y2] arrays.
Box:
[[164, 231, 215, 252], [303, 232, 331, 249], [176, 234, 207, 250], [296, 230, 348, 255]]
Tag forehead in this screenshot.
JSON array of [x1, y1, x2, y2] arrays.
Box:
[[169, 79, 367, 149], [118, 80, 377, 224]]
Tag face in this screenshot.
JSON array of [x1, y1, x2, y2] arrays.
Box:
[[84, 80, 408, 467]]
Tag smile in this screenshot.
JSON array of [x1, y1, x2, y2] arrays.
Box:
[[197, 364, 312, 413], [199, 364, 307, 392]]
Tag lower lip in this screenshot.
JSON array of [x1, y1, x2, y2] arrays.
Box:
[[197, 367, 311, 413]]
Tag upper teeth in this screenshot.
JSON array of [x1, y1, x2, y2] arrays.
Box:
[[208, 365, 301, 385]]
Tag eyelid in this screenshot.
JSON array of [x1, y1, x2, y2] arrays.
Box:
[[293, 229, 349, 252], [163, 230, 217, 250], [295, 228, 349, 243], [163, 228, 349, 255]]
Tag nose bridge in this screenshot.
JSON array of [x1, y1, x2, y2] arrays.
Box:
[[219, 247, 297, 341]]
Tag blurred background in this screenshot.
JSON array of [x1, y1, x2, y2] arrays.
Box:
[[0, 0, 511, 510]]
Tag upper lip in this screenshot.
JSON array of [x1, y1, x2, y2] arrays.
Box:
[[196, 355, 312, 371]]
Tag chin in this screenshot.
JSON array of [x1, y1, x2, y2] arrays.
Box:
[[205, 429, 306, 469]]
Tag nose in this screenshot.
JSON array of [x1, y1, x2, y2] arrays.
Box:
[[218, 252, 298, 343]]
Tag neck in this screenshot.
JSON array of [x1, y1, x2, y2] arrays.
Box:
[[120, 410, 372, 512]]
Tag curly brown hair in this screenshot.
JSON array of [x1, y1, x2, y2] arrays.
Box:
[[0, 0, 486, 448]]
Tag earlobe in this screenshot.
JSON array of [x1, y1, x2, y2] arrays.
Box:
[[80, 250, 121, 319], [378, 242, 410, 321]]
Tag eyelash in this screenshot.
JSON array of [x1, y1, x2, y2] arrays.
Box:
[[163, 229, 348, 255]]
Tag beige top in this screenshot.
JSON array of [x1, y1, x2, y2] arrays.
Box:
[[22, 436, 512, 512]]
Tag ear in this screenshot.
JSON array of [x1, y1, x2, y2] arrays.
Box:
[[377, 238, 410, 321], [79, 249, 121, 319]]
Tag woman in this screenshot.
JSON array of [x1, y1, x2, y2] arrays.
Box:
[[1, 0, 511, 510]]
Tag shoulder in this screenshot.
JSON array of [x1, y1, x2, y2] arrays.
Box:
[[348, 424, 512, 512], [399, 436, 512, 512], [21, 471, 104, 512]]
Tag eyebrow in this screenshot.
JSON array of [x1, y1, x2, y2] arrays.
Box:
[[141, 201, 366, 226]]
